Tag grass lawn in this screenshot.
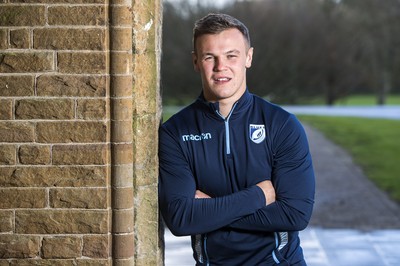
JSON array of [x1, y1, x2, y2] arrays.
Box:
[[298, 115, 400, 203], [336, 94, 400, 106]]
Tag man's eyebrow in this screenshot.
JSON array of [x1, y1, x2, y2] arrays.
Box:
[[201, 49, 240, 57], [225, 49, 240, 54]]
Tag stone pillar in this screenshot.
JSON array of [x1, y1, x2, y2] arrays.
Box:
[[131, 0, 164, 265], [110, 0, 135, 265]]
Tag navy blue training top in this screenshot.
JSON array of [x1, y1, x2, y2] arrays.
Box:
[[159, 90, 315, 265]]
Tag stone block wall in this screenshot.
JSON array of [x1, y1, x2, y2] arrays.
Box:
[[0, 0, 162, 265]]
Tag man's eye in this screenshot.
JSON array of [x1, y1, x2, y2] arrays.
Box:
[[204, 56, 214, 61], [227, 55, 237, 59]]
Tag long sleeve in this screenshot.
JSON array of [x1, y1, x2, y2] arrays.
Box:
[[229, 115, 315, 232], [158, 127, 266, 236]]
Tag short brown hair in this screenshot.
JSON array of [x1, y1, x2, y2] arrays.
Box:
[[193, 13, 251, 53]]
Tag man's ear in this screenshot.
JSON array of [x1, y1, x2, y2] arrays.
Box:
[[245, 47, 254, 68], [192, 51, 199, 72]]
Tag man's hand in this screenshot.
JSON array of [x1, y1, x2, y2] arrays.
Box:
[[256, 180, 276, 205], [195, 190, 211, 199], [196, 181, 275, 206]]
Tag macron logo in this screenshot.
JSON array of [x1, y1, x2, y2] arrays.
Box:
[[182, 133, 212, 142]]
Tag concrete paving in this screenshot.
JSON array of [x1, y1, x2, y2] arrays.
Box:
[[283, 105, 400, 120], [165, 228, 400, 266], [163, 114, 400, 265]]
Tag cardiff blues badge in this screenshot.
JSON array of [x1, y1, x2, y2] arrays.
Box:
[[249, 124, 266, 144]]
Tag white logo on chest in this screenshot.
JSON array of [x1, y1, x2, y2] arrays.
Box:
[[249, 124, 266, 144]]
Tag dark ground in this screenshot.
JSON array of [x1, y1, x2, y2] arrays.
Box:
[[304, 124, 400, 230]]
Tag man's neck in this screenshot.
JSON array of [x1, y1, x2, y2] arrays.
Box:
[[218, 101, 234, 118]]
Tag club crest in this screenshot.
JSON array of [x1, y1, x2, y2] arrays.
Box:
[[249, 124, 266, 144]]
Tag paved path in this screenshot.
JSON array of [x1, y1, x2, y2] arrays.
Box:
[[305, 124, 400, 229], [283, 105, 400, 120], [164, 123, 400, 266]]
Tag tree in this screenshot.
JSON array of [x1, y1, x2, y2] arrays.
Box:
[[342, 0, 400, 104], [161, 0, 400, 106]]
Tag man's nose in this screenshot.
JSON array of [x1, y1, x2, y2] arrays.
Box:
[[213, 58, 226, 71]]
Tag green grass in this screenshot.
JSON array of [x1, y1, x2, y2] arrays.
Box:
[[298, 115, 400, 202], [336, 94, 400, 106]]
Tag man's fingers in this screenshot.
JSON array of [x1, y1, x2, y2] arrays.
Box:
[[256, 180, 276, 205], [195, 190, 211, 199]]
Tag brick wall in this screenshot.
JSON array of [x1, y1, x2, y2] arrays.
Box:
[[0, 0, 162, 265]]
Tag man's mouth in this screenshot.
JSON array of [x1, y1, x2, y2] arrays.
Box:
[[214, 77, 231, 83]]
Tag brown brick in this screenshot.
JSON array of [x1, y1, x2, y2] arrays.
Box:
[[10, 0, 106, 3], [0, 6, 45, 26], [10, 29, 29, 49], [37, 122, 107, 143], [0, 52, 54, 73], [110, 51, 132, 75], [110, 75, 132, 98], [77, 99, 107, 120], [0, 99, 12, 119], [110, 28, 131, 51], [0, 166, 107, 187], [11, 0, 105, 3], [109, 259, 134, 266], [133, 115, 158, 186], [111, 98, 132, 121], [0, 235, 40, 258], [8, 259, 108, 266], [0, 188, 46, 208], [0, 29, 7, 49], [15, 99, 74, 120], [134, 185, 158, 226], [0, 210, 13, 233], [15, 210, 108, 234], [110, 6, 132, 27], [112, 187, 133, 210], [57, 52, 106, 74], [18, 145, 51, 165], [112, 209, 134, 233], [42, 236, 82, 259], [111, 121, 132, 143], [132, 52, 158, 115], [112, 234, 134, 258], [0, 76, 34, 97], [0, 259, 10, 265], [0, 122, 35, 142], [111, 143, 133, 164], [48, 6, 106, 26], [0, 144, 16, 165], [34, 28, 106, 50], [52, 145, 108, 165], [37, 75, 107, 97], [83, 235, 109, 258], [111, 164, 133, 188], [76, 259, 111, 266], [134, 189, 159, 265], [50, 188, 107, 209]]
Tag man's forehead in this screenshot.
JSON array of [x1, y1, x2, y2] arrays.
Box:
[[195, 29, 248, 50]]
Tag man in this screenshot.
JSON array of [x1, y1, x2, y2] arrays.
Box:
[[159, 13, 315, 265]]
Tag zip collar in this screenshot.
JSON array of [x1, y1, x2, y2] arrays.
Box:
[[197, 89, 253, 120]]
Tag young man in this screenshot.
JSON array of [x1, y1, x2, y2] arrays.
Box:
[[159, 13, 315, 265]]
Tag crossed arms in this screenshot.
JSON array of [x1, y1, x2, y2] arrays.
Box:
[[159, 116, 315, 236]]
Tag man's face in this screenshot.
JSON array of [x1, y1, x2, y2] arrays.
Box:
[[192, 28, 253, 104]]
